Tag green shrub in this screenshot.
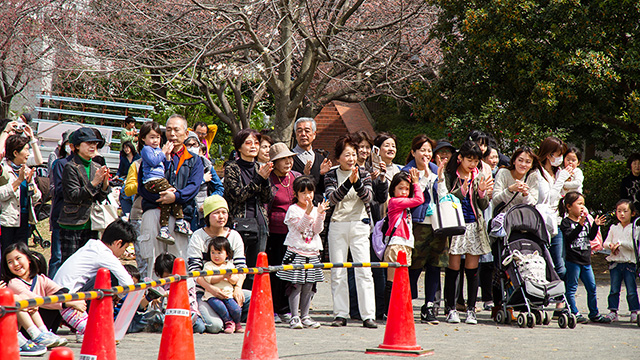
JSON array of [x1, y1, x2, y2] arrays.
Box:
[[582, 158, 627, 214]]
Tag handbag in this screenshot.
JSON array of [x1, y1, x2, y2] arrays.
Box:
[[371, 211, 404, 261], [233, 217, 260, 245], [91, 198, 119, 231], [432, 194, 466, 237]]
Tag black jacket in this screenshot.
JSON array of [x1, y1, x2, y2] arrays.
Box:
[[292, 150, 327, 204], [58, 154, 110, 226]]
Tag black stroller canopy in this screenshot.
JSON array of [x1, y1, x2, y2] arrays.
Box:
[[503, 204, 550, 246]]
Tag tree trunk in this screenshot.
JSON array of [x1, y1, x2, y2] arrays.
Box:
[[271, 96, 297, 143], [0, 99, 11, 119]]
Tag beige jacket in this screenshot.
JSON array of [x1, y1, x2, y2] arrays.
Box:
[[0, 159, 42, 227]]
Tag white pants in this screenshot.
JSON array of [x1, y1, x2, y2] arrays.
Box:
[[328, 221, 376, 320], [138, 209, 189, 279]]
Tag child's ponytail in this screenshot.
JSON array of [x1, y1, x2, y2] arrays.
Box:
[[558, 191, 583, 218]]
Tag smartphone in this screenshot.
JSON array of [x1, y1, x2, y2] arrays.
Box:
[[371, 146, 382, 172]]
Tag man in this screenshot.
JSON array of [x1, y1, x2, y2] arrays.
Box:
[[53, 219, 136, 292], [137, 115, 204, 278], [193, 121, 218, 159], [291, 117, 332, 204], [121, 116, 138, 145]]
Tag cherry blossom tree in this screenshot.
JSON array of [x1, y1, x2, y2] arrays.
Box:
[[80, 0, 439, 140], [0, 0, 76, 118]]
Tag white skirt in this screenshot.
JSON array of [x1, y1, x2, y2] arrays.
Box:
[[449, 222, 490, 256]]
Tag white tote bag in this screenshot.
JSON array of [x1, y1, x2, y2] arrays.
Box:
[[431, 194, 466, 237]]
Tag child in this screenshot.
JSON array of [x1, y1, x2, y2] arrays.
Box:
[[559, 191, 611, 323], [202, 237, 244, 334], [139, 121, 192, 244], [154, 253, 207, 334], [603, 199, 640, 322], [383, 169, 424, 312], [2, 242, 77, 347], [438, 141, 493, 325], [276, 176, 328, 329], [560, 147, 584, 196], [620, 153, 640, 212]]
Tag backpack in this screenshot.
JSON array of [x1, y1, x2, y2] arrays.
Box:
[[371, 211, 404, 261]]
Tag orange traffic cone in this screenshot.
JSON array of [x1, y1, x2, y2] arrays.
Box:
[[157, 257, 195, 360], [239, 252, 279, 360], [366, 250, 434, 357], [0, 288, 19, 360], [50, 347, 75, 359], [80, 268, 117, 360]]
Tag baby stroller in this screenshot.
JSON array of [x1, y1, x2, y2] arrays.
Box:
[[29, 167, 51, 249], [492, 204, 573, 328]]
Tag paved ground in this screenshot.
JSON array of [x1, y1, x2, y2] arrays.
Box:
[[24, 269, 640, 360]]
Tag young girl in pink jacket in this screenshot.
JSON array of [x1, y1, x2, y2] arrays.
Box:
[[384, 168, 424, 311]]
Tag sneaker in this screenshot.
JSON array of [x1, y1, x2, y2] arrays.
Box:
[[290, 316, 303, 329], [19, 340, 47, 357], [53, 333, 68, 347], [274, 313, 282, 323], [223, 321, 235, 334], [446, 309, 460, 324], [32, 331, 63, 348], [465, 310, 477, 325], [156, 227, 175, 245], [301, 316, 321, 328], [483, 301, 494, 311], [76, 333, 84, 343], [575, 314, 589, 324], [280, 313, 292, 322], [421, 303, 439, 325], [174, 219, 193, 235], [590, 314, 612, 323], [631, 311, 638, 323], [606, 311, 618, 322], [234, 322, 244, 333]]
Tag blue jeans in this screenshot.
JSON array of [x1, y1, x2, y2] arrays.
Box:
[[48, 227, 62, 278], [206, 296, 242, 324], [549, 229, 566, 280], [119, 186, 133, 216], [608, 263, 640, 312], [565, 261, 599, 318], [192, 314, 206, 334]]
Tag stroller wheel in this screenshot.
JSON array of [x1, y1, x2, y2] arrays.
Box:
[[495, 309, 505, 324], [558, 313, 568, 328], [527, 313, 535, 328], [533, 310, 542, 325], [567, 314, 577, 329], [517, 313, 526, 328], [542, 311, 551, 325], [42, 240, 51, 249]]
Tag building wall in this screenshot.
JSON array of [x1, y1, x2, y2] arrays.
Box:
[[314, 102, 349, 159]]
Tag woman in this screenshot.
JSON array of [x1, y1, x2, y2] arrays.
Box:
[[492, 147, 540, 213], [257, 134, 273, 166], [324, 134, 377, 328], [267, 142, 300, 321], [223, 129, 273, 288], [401, 134, 446, 324], [374, 133, 402, 183], [536, 136, 569, 280], [0, 135, 42, 249], [186, 195, 249, 333], [117, 141, 140, 217], [57, 127, 110, 262], [47, 131, 70, 174]]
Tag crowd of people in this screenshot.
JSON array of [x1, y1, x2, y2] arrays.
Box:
[[0, 114, 638, 356]]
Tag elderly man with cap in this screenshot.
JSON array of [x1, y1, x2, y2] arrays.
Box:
[[57, 127, 110, 262], [187, 195, 251, 333], [137, 115, 204, 278]]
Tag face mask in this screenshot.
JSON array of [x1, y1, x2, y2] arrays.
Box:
[[187, 147, 200, 156], [550, 156, 563, 167]]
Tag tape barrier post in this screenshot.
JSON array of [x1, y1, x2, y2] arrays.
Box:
[[366, 251, 434, 357], [157, 257, 195, 360], [239, 252, 280, 360], [80, 268, 117, 360], [0, 288, 19, 360]]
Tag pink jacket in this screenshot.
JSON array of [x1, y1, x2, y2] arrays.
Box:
[[8, 274, 64, 310], [386, 184, 424, 240]]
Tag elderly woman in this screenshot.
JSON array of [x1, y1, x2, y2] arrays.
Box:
[[266, 142, 300, 321], [223, 129, 273, 288], [0, 135, 42, 249], [57, 127, 110, 261]]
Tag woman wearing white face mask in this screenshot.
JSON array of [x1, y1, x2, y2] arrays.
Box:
[[536, 136, 572, 281]]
